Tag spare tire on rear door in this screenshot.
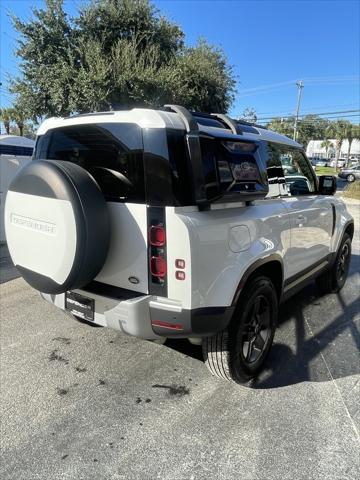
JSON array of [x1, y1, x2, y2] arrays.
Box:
[[5, 160, 110, 294]]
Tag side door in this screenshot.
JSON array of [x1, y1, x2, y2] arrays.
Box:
[[275, 145, 334, 279]]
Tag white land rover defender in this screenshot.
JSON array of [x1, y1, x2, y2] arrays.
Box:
[[5, 105, 354, 384]]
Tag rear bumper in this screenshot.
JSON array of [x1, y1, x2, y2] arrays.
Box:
[[40, 289, 234, 339], [149, 297, 234, 337]]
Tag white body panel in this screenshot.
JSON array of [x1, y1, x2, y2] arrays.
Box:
[[164, 196, 352, 310], [95, 203, 149, 294], [166, 199, 291, 309], [281, 195, 333, 277], [330, 197, 354, 253], [5, 192, 76, 283]]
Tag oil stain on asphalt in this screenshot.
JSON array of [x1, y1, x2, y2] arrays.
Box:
[[52, 337, 71, 345], [135, 397, 152, 404], [75, 366, 87, 373], [56, 387, 68, 396], [49, 350, 69, 364], [152, 384, 190, 397]]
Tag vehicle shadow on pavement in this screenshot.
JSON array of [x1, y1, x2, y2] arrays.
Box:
[[166, 252, 360, 389], [252, 252, 360, 389]]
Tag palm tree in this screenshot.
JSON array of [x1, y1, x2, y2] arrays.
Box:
[[345, 124, 360, 167], [320, 139, 334, 159], [0, 108, 13, 135], [326, 120, 350, 169], [10, 108, 26, 136]]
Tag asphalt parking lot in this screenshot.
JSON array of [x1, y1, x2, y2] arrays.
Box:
[[0, 199, 359, 480]]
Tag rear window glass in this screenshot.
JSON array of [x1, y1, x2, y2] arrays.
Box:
[[34, 123, 145, 203]]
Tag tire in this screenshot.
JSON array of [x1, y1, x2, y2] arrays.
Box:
[[316, 233, 351, 294], [202, 276, 278, 384], [347, 174, 355, 182], [5, 160, 110, 294]]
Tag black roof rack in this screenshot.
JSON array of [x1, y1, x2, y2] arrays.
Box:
[[237, 119, 267, 130], [188, 110, 242, 134], [210, 113, 242, 135]]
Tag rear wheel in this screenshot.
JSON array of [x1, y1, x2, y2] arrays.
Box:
[[316, 233, 351, 294], [347, 174, 355, 182], [202, 276, 278, 384]]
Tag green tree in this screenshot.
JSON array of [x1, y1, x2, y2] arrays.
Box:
[[11, 0, 74, 119], [320, 139, 334, 159], [164, 39, 235, 112], [9, 122, 36, 139], [0, 108, 12, 134], [266, 117, 294, 138], [241, 107, 257, 123], [76, 0, 184, 64], [344, 123, 360, 166], [9, 104, 27, 136], [296, 115, 329, 148], [11, 0, 236, 118]]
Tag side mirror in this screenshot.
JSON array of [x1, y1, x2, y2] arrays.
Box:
[[318, 175, 337, 195]]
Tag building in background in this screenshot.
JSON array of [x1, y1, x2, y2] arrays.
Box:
[[306, 139, 360, 160], [0, 135, 35, 242]]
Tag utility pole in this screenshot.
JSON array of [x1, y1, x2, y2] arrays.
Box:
[[293, 80, 304, 141]]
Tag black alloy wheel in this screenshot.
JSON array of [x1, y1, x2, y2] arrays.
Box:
[[202, 276, 278, 383], [336, 241, 351, 287], [240, 295, 271, 365], [316, 232, 352, 294]]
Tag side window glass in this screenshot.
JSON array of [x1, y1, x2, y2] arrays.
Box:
[[263, 142, 287, 197], [280, 150, 315, 195]]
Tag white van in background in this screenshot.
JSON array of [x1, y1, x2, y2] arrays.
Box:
[[0, 135, 35, 242]]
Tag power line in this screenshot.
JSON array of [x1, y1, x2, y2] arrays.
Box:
[[255, 102, 359, 116], [237, 76, 359, 98], [256, 109, 360, 121], [256, 115, 360, 126]]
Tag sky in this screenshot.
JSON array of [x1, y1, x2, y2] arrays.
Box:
[[0, 0, 359, 124]]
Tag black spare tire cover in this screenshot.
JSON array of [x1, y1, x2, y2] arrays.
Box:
[[4, 160, 110, 294]]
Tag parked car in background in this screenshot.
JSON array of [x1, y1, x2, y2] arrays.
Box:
[[338, 165, 360, 182], [313, 158, 330, 168], [330, 159, 346, 168], [0, 134, 35, 242]]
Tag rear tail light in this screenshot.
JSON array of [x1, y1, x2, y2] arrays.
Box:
[[148, 215, 167, 289], [149, 225, 166, 246], [150, 256, 167, 278]]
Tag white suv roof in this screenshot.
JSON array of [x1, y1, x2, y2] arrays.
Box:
[[37, 108, 302, 149]]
